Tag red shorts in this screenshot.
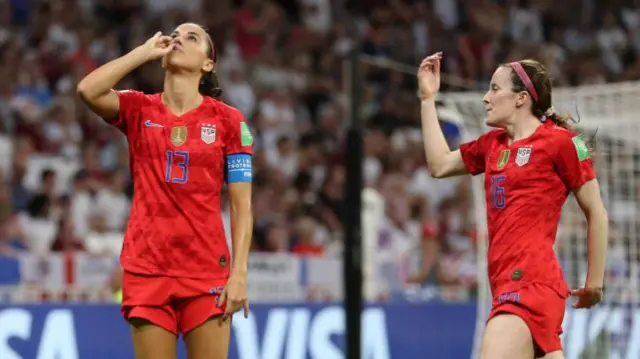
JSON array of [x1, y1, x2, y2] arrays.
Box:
[[487, 282, 567, 356], [121, 271, 228, 335]]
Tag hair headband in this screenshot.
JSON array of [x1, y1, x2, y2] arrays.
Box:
[[510, 62, 538, 102], [207, 38, 216, 61]]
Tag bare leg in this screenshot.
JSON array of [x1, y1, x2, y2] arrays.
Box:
[[184, 316, 231, 359], [479, 314, 535, 359], [130, 318, 178, 359]]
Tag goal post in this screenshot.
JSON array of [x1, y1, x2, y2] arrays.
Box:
[[441, 81, 640, 359]]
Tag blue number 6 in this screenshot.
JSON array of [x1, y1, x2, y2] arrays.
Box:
[[490, 175, 506, 208], [165, 150, 189, 184]]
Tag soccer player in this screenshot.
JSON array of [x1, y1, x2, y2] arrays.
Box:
[[77, 23, 253, 359], [417, 53, 608, 359]]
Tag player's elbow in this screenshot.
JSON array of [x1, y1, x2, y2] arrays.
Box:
[[428, 164, 449, 178], [76, 80, 95, 103], [428, 162, 456, 178], [76, 78, 106, 104]]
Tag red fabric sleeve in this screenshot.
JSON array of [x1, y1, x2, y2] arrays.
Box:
[[105, 90, 145, 133], [224, 109, 254, 156], [554, 134, 596, 190], [458, 130, 497, 175]]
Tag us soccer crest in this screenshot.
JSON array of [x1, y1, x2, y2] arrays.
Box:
[[497, 149, 510, 169], [201, 123, 216, 144], [515, 148, 532, 167], [170, 126, 187, 146]]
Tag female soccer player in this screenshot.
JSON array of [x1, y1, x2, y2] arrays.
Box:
[[417, 53, 608, 359], [77, 24, 253, 359]]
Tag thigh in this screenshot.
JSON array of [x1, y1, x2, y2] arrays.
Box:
[[480, 313, 535, 359], [488, 283, 566, 358], [130, 317, 178, 359], [183, 315, 231, 359]]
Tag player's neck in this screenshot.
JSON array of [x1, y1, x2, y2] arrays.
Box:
[[507, 115, 542, 142], [162, 74, 203, 116]]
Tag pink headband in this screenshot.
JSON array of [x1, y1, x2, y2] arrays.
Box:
[[510, 62, 538, 102]]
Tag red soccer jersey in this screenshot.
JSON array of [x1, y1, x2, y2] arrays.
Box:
[[459, 120, 596, 297], [105, 90, 253, 280]]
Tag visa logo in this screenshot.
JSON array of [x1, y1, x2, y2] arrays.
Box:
[[0, 309, 78, 359], [232, 306, 390, 359]]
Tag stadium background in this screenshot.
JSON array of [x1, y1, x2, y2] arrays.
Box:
[[0, 0, 639, 358]]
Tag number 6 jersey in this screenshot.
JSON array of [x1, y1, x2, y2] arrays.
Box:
[[105, 90, 253, 280], [459, 120, 596, 298]]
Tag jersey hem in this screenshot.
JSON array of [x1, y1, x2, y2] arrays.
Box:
[[121, 261, 230, 281]]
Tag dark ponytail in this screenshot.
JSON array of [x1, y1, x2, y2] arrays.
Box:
[[198, 24, 222, 99], [199, 71, 223, 99]]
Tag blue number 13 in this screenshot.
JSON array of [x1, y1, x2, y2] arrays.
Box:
[[165, 150, 189, 184], [490, 175, 506, 208]]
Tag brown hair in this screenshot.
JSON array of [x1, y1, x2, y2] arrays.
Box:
[[505, 59, 573, 131], [196, 25, 223, 99]]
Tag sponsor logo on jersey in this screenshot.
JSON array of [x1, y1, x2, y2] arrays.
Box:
[[170, 126, 187, 146], [201, 123, 216, 144], [572, 136, 590, 161], [497, 149, 510, 169], [144, 119, 163, 128], [240, 122, 253, 146], [515, 148, 532, 167]]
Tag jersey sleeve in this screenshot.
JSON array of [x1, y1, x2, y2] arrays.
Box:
[[554, 134, 596, 190], [224, 109, 254, 183], [105, 90, 145, 133], [458, 131, 496, 175]]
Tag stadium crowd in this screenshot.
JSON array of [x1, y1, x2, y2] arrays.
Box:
[[1, 0, 639, 296]]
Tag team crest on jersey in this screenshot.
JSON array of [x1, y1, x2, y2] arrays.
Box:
[[497, 149, 510, 169], [515, 148, 532, 167], [170, 126, 187, 146], [200, 123, 216, 144]]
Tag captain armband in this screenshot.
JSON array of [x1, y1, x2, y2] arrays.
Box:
[[225, 153, 252, 183]]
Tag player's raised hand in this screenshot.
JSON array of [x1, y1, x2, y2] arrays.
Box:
[[417, 52, 443, 101], [218, 274, 250, 323], [571, 286, 603, 309], [139, 32, 173, 61]]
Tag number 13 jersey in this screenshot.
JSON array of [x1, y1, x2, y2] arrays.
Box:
[[104, 90, 253, 280]]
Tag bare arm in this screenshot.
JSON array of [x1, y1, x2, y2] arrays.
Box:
[[574, 179, 608, 289], [76, 32, 172, 119], [228, 182, 253, 278], [76, 48, 148, 119], [417, 53, 468, 178], [420, 99, 468, 178]]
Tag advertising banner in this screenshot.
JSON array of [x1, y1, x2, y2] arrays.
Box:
[[0, 303, 476, 359]]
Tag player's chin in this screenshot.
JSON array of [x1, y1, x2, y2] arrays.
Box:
[[485, 115, 502, 128], [163, 53, 191, 71]]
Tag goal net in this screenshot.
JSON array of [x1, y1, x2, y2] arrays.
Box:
[[441, 81, 640, 359]]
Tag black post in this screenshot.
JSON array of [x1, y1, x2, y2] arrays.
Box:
[[343, 50, 363, 359]]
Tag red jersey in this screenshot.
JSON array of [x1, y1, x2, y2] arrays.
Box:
[[459, 120, 596, 297], [105, 90, 253, 280]]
